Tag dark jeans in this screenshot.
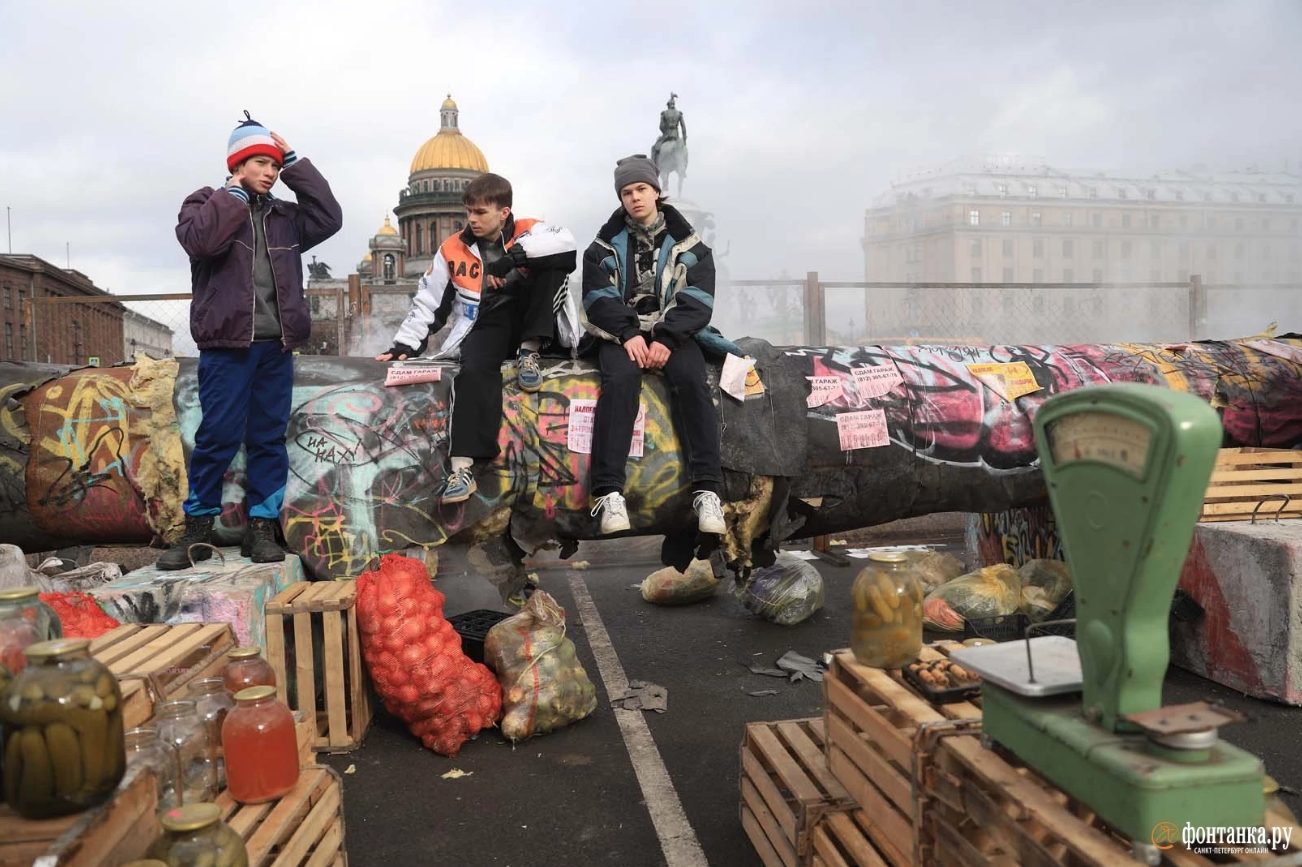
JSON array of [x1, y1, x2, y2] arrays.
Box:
[[449, 271, 563, 459], [184, 340, 294, 519], [590, 336, 721, 497]]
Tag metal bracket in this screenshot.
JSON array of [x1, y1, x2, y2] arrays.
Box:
[[1024, 618, 1079, 683], [1251, 493, 1291, 524]]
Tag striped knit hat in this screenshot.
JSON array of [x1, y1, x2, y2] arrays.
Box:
[[226, 111, 282, 172]]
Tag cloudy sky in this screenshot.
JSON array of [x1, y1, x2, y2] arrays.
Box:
[[2, 0, 1299, 345]]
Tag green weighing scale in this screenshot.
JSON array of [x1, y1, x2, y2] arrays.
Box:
[[951, 384, 1265, 864]]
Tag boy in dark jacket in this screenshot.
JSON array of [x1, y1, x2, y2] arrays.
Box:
[[157, 113, 342, 570], [582, 155, 725, 536]]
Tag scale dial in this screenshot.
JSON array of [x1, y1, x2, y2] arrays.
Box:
[[1047, 411, 1153, 479]]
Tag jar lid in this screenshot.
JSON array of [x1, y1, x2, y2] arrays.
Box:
[[234, 685, 276, 703], [867, 551, 909, 563], [24, 638, 92, 659], [160, 802, 222, 832], [227, 645, 263, 659], [0, 586, 40, 602]]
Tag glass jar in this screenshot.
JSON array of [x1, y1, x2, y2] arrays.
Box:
[[186, 678, 234, 788], [125, 726, 183, 810], [222, 686, 299, 804], [851, 552, 924, 669], [149, 802, 249, 867], [221, 646, 276, 695], [0, 638, 126, 818], [155, 700, 217, 806], [0, 587, 62, 675]]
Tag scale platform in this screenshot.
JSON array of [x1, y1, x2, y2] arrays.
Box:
[[949, 635, 1083, 697]]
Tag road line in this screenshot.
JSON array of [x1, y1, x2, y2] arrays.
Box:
[[568, 573, 708, 867]]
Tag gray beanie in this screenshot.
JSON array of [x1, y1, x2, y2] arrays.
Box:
[[614, 154, 661, 197]]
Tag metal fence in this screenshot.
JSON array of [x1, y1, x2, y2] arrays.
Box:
[[5, 277, 1295, 364]]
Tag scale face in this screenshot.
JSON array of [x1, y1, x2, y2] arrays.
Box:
[[1047, 411, 1153, 480]]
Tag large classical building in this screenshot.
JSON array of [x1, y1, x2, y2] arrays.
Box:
[[864, 157, 1302, 285], [0, 255, 126, 365]]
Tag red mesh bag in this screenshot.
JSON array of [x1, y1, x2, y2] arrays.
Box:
[[356, 554, 501, 756], [39, 592, 120, 639]]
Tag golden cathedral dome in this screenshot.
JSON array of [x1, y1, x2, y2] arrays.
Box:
[[410, 95, 489, 174], [376, 215, 398, 236]]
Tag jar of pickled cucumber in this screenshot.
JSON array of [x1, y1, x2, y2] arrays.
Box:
[[0, 638, 126, 818], [0, 587, 62, 675], [149, 802, 249, 867], [851, 552, 924, 669]]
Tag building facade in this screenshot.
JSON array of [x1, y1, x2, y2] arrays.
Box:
[[393, 95, 488, 278], [864, 157, 1302, 286], [122, 308, 174, 360], [0, 255, 126, 365]]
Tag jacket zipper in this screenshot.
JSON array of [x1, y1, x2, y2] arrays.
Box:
[[247, 209, 257, 345], [263, 205, 286, 350]]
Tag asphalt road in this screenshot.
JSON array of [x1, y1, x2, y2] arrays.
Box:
[[322, 538, 1302, 867]]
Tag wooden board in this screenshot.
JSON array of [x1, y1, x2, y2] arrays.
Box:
[[1201, 447, 1302, 522], [90, 622, 236, 729], [740, 717, 854, 867], [216, 765, 347, 867], [266, 581, 371, 753]]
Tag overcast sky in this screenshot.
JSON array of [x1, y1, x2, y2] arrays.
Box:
[[2, 0, 1299, 311]]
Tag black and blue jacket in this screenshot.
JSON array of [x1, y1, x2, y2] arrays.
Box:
[[581, 203, 736, 357]]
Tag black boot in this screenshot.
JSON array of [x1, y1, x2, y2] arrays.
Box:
[[241, 517, 284, 563], [156, 515, 215, 571]]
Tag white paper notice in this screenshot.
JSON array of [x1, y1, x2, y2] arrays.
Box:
[[851, 365, 903, 402], [721, 353, 755, 402], [384, 364, 443, 387], [567, 399, 645, 457], [836, 409, 890, 450], [806, 376, 844, 408], [1246, 339, 1302, 366]]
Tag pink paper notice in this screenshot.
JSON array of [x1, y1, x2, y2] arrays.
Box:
[[384, 364, 443, 386], [806, 376, 844, 408], [851, 365, 903, 402], [836, 409, 890, 450], [567, 399, 645, 457]]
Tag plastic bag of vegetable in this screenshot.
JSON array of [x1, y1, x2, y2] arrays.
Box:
[[922, 564, 1021, 631], [356, 554, 501, 756], [733, 552, 824, 626], [1018, 559, 1072, 621], [640, 559, 719, 606], [905, 550, 965, 590], [484, 590, 597, 742]]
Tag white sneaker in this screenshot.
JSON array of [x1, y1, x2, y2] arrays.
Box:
[[591, 491, 631, 534], [693, 491, 726, 535]]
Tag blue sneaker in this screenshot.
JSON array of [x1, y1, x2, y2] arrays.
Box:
[[441, 466, 477, 504], [517, 350, 543, 392]]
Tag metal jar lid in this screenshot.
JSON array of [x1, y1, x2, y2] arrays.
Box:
[[227, 645, 263, 660], [24, 638, 93, 660], [867, 551, 909, 563], [0, 586, 41, 602], [160, 802, 222, 832], [234, 685, 277, 703]]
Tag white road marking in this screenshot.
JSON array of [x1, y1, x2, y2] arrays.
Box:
[[568, 573, 709, 867]]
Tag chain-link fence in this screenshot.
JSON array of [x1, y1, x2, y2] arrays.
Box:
[[5, 277, 1295, 365]]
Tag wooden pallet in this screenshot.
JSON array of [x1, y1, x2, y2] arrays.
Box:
[[0, 765, 159, 867], [809, 810, 893, 867], [90, 622, 237, 729], [216, 765, 347, 867], [1202, 447, 1302, 522], [740, 717, 855, 867], [266, 581, 372, 753], [823, 644, 979, 867]]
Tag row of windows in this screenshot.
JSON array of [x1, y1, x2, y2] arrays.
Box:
[[967, 238, 1301, 261], [409, 178, 470, 195], [976, 182, 1295, 205], [406, 219, 466, 255], [963, 209, 1298, 232]]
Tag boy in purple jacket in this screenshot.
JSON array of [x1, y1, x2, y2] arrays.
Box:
[[157, 113, 342, 570]]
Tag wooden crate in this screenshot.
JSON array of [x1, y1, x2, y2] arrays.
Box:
[[217, 765, 347, 867], [823, 644, 980, 867], [740, 717, 855, 867], [1202, 447, 1302, 522], [0, 765, 159, 867], [809, 810, 894, 867], [265, 582, 371, 753], [90, 622, 237, 729], [922, 735, 1302, 867]]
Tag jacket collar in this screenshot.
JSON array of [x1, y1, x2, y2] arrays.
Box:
[[459, 213, 516, 249], [598, 202, 693, 243]]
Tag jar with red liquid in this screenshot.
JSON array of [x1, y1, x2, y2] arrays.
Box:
[[221, 686, 299, 804], [221, 646, 276, 695]]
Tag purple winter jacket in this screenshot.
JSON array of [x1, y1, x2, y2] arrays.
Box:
[[175, 158, 343, 351]]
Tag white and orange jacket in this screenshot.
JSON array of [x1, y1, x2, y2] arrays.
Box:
[[392, 215, 580, 358]]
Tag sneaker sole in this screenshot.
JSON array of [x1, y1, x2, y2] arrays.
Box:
[[519, 379, 542, 393], [600, 517, 632, 534], [442, 488, 475, 504], [698, 517, 726, 535]]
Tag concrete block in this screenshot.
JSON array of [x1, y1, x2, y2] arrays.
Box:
[[90, 552, 304, 649], [1172, 521, 1302, 705]]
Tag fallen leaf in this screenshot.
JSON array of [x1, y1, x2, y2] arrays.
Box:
[[344, 764, 356, 775], [441, 768, 473, 780], [748, 690, 779, 697], [570, 560, 591, 570]]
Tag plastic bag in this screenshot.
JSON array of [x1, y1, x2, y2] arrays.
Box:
[[1017, 559, 1072, 621], [905, 550, 965, 590], [640, 559, 719, 605], [34, 559, 124, 593], [0, 544, 40, 591], [922, 564, 1021, 631], [484, 590, 597, 742], [356, 554, 502, 756], [734, 552, 824, 625], [39, 592, 120, 638]]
